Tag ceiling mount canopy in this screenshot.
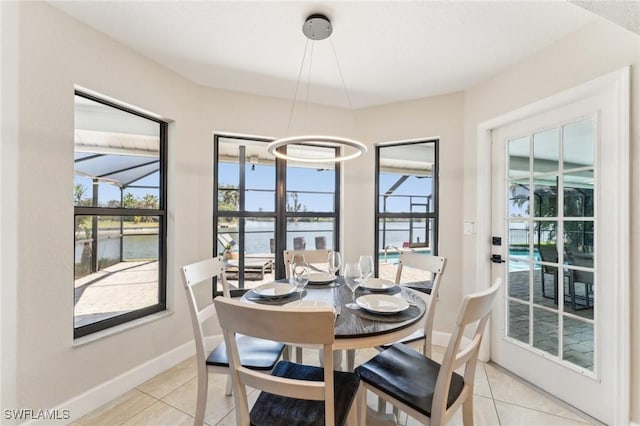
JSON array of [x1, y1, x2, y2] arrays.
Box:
[[267, 13, 367, 163]]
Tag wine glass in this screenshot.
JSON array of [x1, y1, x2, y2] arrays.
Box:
[[328, 250, 342, 276], [291, 255, 309, 301], [358, 255, 374, 285], [343, 262, 362, 309]]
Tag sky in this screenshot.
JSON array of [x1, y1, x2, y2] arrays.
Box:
[[219, 162, 432, 213]]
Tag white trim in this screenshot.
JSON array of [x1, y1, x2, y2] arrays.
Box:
[[37, 340, 196, 425], [476, 67, 630, 425]]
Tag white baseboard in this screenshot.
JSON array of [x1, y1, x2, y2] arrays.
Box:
[[629, 421, 639, 426], [29, 340, 196, 425]]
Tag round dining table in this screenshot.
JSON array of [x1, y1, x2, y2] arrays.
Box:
[[241, 277, 427, 352]]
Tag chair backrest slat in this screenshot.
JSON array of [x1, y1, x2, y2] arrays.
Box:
[[395, 253, 447, 357], [181, 256, 229, 363], [283, 249, 331, 278], [215, 297, 337, 426], [431, 278, 501, 425], [215, 298, 335, 344]]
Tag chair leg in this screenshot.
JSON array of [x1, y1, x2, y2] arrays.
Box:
[[377, 397, 386, 414], [462, 397, 474, 426], [346, 349, 355, 371], [225, 375, 232, 396], [195, 369, 208, 426], [356, 385, 367, 426], [295, 346, 303, 363]]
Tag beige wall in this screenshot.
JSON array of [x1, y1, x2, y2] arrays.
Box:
[[1, 1, 638, 423], [462, 19, 640, 422], [355, 94, 465, 333]]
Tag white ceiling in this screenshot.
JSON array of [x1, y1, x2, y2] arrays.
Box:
[[51, 1, 606, 109]]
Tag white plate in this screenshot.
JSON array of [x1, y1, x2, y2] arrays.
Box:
[[360, 278, 396, 291], [253, 282, 296, 298], [306, 272, 336, 284], [356, 294, 409, 314]]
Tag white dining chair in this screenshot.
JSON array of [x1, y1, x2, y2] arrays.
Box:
[[214, 297, 363, 426], [390, 252, 447, 357], [355, 279, 501, 425], [284, 248, 332, 278], [181, 256, 286, 426]]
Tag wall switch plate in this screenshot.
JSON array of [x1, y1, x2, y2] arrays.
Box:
[[464, 220, 476, 235]]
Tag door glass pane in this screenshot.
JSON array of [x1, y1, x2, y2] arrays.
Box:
[[533, 263, 559, 308], [564, 264, 595, 320], [564, 171, 594, 217], [565, 220, 594, 257], [533, 176, 558, 217], [563, 317, 594, 371], [563, 118, 594, 169], [534, 220, 557, 247], [508, 301, 529, 344], [533, 308, 558, 356], [508, 181, 530, 218], [508, 220, 530, 256], [508, 136, 529, 178], [508, 259, 530, 301], [533, 128, 559, 173]]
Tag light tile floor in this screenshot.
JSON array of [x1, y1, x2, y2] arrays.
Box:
[[72, 342, 601, 426]]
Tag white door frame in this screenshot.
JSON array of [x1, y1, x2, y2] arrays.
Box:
[[475, 67, 629, 424]]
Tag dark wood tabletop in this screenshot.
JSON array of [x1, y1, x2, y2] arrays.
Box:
[[242, 277, 426, 347]]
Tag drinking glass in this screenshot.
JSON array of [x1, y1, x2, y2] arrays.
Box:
[[291, 255, 309, 301], [358, 255, 374, 285], [328, 251, 342, 276], [343, 262, 362, 309]]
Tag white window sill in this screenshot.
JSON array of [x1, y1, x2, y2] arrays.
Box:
[[73, 310, 174, 347]]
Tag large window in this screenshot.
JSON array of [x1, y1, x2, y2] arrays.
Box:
[[73, 91, 167, 338], [214, 134, 340, 291], [375, 140, 438, 281]]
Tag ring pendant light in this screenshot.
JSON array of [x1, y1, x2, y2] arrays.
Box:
[[266, 14, 367, 163]]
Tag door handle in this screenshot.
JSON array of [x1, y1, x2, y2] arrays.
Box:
[[490, 254, 506, 264]]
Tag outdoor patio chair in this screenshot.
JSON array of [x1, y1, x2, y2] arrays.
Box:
[[217, 233, 237, 251], [538, 244, 559, 303], [214, 297, 362, 426], [293, 236, 306, 250], [181, 256, 286, 426], [568, 253, 594, 310], [355, 279, 501, 426]]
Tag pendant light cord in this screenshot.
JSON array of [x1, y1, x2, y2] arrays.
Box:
[[286, 39, 310, 137]]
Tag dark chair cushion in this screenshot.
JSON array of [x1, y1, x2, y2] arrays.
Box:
[[355, 343, 464, 418], [377, 329, 425, 350], [250, 360, 360, 426], [401, 281, 433, 294], [207, 334, 285, 370]]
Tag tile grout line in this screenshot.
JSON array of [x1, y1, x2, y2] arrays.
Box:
[[481, 362, 503, 425]]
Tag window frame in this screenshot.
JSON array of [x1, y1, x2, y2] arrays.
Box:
[[374, 139, 439, 276], [73, 90, 168, 339], [213, 134, 341, 291]]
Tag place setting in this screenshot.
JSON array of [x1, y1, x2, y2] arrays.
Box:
[[244, 282, 304, 305], [342, 255, 423, 322]]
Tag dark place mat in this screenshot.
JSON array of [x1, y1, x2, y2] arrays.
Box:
[[348, 304, 421, 323], [244, 289, 307, 305], [357, 285, 401, 296]]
